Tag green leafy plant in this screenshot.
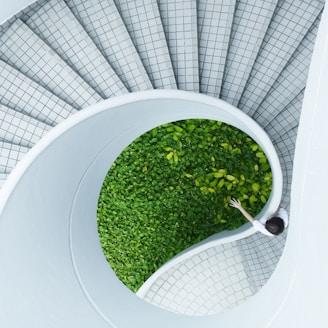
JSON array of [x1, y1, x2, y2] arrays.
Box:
[[97, 119, 272, 292]]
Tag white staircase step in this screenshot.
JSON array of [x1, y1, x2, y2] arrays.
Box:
[[273, 126, 298, 156], [273, 126, 297, 208], [239, 0, 324, 115], [272, 126, 298, 160], [0, 20, 102, 109], [114, 0, 176, 89], [197, 0, 236, 96], [275, 148, 294, 210], [253, 18, 320, 127], [265, 90, 304, 141], [0, 60, 77, 126], [0, 104, 51, 148], [237, 231, 287, 293], [272, 126, 298, 208], [220, 0, 279, 106], [25, 0, 127, 99], [141, 242, 252, 315], [0, 141, 30, 173], [66, 0, 153, 92], [158, 0, 198, 91]]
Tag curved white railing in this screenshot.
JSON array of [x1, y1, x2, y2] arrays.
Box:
[[0, 91, 281, 327], [0, 1, 328, 327]]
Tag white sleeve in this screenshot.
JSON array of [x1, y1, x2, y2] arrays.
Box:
[[252, 220, 274, 236], [276, 208, 289, 228]]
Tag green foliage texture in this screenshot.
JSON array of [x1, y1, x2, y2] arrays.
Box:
[[97, 119, 272, 292]]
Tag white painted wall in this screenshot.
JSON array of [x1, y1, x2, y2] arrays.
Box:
[[0, 0, 328, 326], [0, 0, 36, 24]]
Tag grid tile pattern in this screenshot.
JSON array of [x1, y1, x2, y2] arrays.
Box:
[[0, 141, 29, 173], [141, 227, 287, 315], [0, 0, 49, 38], [265, 90, 304, 141], [253, 17, 320, 127], [114, 0, 176, 89], [0, 0, 322, 315], [66, 0, 152, 92], [197, 0, 236, 96], [0, 104, 51, 148], [142, 242, 253, 315], [158, 0, 199, 91], [239, 0, 323, 115], [0, 60, 77, 126], [278, 150, 295, 210], [237, 229, 287, 292], [0, 19, 101, 109], [273, 126, 298, 156], [273, 127, 298, 208], [220, 0, 278, 106], [25, 0, 127, 100]]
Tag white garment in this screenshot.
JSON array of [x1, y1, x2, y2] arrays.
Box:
[[253, 208, 289, 236]]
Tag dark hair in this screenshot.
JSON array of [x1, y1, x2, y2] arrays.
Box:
[[265, 217, 285, 235]]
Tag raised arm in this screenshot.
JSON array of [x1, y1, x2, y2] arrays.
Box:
[[229, 198, 255, 223]]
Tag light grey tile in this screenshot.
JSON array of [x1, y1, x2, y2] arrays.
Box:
[[253, 17, 320, 127], [221, 0, 279, 106], [239, 0, 323, 115], [158, 0, 198, 91], [0, 141, 30, 173], [0, 19, 102, 109], [198, 0, 236, 96], [25, 0, 127, 100], [0, 104, 51, 147], [0, 60, 77, 126], [265, 91, 304, 141], [66, 0, 153, 92], [114, 0, 176, 89]]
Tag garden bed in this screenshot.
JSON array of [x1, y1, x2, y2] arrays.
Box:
[[97, 119, 272, 292]]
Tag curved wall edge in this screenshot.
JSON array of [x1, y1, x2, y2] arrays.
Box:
[[0, 0, 327, 324], [266, 3, 328, 327], [0, 91, 283, 328], [136, 223, 255, 297]]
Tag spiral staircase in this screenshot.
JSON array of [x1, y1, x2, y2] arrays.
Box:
[[0, 0, 327, 327]]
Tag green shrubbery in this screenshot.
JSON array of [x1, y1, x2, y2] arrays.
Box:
[[97, 119, 272, 292]]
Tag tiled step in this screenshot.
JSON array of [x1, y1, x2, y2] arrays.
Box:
[[282, 153, 294, 210], [158, 0, 198, 91], [276, 149, 294, 210], [141, 228, 287, 315], [114, 0, 176, 89], [239, 0, 324, 115], [0, 141, 30, 174], [197, 0, 236, 96], [272, 126, 297, 159], [264, 90, 304, 141], [0, 104, 51, 148], [0, 19, 101, 109], [220, 0, 279, 106], [25, 0, 127, 100], [0, 60, 77, 126], [253, 17, 320, 127], [273, 127, 297, 208], [237, 230, 287, 292], [66, 0, 153, 92], [141, 242, 253, 315]]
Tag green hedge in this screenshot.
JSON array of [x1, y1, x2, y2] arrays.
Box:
[[97, 119, 272, 292]]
